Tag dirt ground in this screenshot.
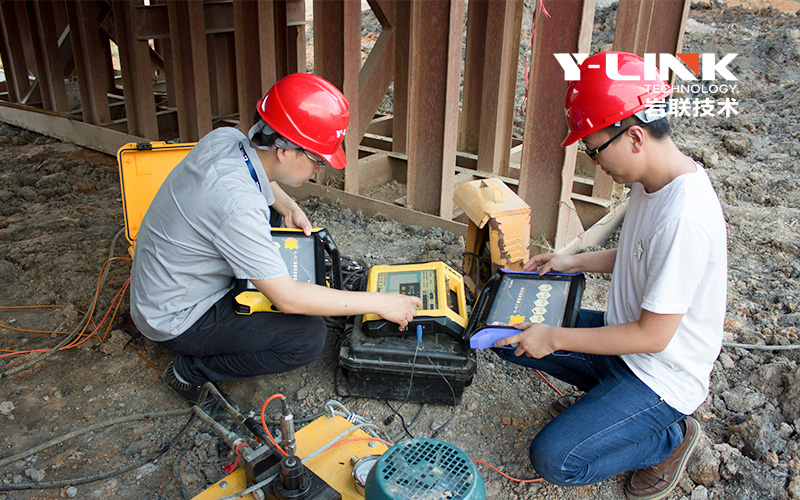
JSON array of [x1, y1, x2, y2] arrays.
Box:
[[2, 2, 800, 500]]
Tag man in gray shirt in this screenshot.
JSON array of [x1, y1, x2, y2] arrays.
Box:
[[130, 73, 421, 412]]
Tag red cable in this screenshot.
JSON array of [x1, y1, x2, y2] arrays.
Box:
[[472, 459, 544, 483], [521, 0, 552, 115], [536, 369, 564, 397]]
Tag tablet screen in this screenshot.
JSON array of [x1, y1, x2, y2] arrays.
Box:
[[485, 275, 571, 327]]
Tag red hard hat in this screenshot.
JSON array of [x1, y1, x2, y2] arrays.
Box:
[[256, 73, 350, 169], [561, 51, 673, 147]]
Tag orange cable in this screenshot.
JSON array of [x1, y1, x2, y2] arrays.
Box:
[[101, 280, 130, 342], [63, 278, 130, 350], [0, 276, 130, 359], [260, 394, 288, 457], [125, 344, 164, 371], [0, 306, 97, 335], [472, 459, 544, 483]]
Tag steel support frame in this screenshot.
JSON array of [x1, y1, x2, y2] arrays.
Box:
[[406, 0, 464, 218], [65, 0, 113, 125], [166, 0, 212, 142], [518, 0, 594, 251], [460, 0, 522, 179], [113, 0, 159, 139]]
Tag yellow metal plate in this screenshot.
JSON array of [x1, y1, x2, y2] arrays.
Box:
[[192, 414, 389, 500]]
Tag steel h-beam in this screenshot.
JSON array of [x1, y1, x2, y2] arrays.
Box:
[[234, 0, 278, 132], [479, 0, 522, 177], [65, 0, 112, 125], [113, 0, 159, 139], [406, 0, 464, 218], [314, 0, 360, 193], [167, 0, 211, 142], [519, 0, 594, 250], [391, 0, 411, 155], [26, 0, 68, 112], [614, 0, 690, 76], [0, 2, 30, 103]]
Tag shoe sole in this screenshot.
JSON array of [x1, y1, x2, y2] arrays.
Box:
[[624, 417, 702, 500]]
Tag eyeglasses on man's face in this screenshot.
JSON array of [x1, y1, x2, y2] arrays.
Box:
[[580, 123, 649, 161], [300, 149, 327, 167]]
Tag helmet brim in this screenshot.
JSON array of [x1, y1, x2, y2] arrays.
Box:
[[320, 144, 346, 170], [561, 130, 583, 148]]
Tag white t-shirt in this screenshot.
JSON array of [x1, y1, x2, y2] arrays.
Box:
[[130, 127, 288, 341], [607, 164, 727, 415]]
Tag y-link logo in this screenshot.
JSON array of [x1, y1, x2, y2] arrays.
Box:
[[554, 53, 738, 81]]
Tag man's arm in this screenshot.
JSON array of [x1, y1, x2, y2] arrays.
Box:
[[495, 309, 683, 358], [524, 249, 617, 275], [251, 275, 422, 327]]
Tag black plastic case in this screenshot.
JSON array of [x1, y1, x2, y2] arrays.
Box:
[[337, 316, 477, 406]]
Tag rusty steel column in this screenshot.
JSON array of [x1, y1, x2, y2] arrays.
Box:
[[391, 0, 411, 155], [234, 0, 279, 131], [614, 0, 690, 64], [26, 0, 68, 113], [314, 0, 360, 193], [476, 0, 522, 177], [0, 2, 32, 103], [518, 0, 594, 250], [113, 0, 159, 139], [208, 33, 237, 118], [65, 0, 112, 125], [459, 0, 489, 155], [166, 0, 211, 142], [406, 0, 464, 218]]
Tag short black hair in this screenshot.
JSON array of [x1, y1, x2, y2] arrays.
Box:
[[607, 115, 672, 141]]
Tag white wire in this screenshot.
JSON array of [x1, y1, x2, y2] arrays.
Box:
[[215, 472, 277, 500], [301, 422, 384, 464], [723, 341, 800, 351]]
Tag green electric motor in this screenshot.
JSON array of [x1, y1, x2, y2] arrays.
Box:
[[364, 438, 485, 500]]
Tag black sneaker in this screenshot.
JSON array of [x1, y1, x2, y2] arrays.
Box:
[[161, 361, 234, 419]]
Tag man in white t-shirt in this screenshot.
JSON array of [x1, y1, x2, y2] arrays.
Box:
[[493, 52, 727, 500], [131, 73, 421, 416]]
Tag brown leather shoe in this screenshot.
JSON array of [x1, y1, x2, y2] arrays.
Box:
[[548, 394, 581, 417], [625, 416, 701, 500]]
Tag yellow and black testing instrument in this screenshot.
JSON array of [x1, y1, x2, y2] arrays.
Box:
[[360, 261, 469, 340], [234, 228, 342, 314]]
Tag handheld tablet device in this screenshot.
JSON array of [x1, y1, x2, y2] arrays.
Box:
[[234, 228, 341, 314], [466, 269, 585, 349]]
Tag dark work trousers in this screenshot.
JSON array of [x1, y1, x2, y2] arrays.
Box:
[[159, 207, 324, 385], [159, 289, 327, 385]]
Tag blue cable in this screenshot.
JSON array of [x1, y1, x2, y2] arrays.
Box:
[[416, 325, 423, 344]]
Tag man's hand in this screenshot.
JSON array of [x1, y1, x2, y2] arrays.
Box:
[[375, 293, 423, 328], [493, 322, 558, 358], [523, 253, 581, 275], [283, 206, 312, 236]]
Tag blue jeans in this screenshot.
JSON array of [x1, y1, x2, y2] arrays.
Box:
[[492, 309, 686, 486]]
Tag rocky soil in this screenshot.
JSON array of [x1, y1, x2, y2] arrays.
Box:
[[1, 2, 800, 500]]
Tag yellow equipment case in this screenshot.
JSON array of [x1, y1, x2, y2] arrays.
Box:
[[117, 141, 194, 257], [116, 142, 341, 311]]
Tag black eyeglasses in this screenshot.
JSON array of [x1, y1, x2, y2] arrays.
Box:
[[581, 123, 648, 161], [301, 149, 326, 166]]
